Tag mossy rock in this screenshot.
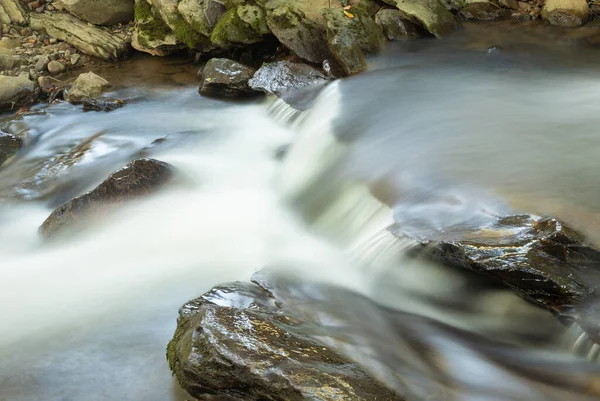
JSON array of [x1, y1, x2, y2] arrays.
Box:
[[381, 0, 458, 37], [375, 8, 419, 40], [133, 0, 184, 55], [324, 8, 386, 75], [210, 6, 266, 48]]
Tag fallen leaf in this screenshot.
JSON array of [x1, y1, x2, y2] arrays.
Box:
[[343, 10, 354, 18]]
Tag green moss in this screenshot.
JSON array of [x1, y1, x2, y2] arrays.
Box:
[[170, 16, 208, 49], [138, 16, 172, 44], [211, 7, 263, 48], [134, 0, 153, 22]]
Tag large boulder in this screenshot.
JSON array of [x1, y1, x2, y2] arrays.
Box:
[[167, 276, 404, 401], [132, 0, 184, 56], [0, 131, 21, 167], [248, 60, 328, 96], [60, 0, 134, 26], [178, 0, 225, 37], [0, 0, 26, 25], [542, 0, 590, 27], [39, 158, 175, 238], [30, 13, 129, 61], [0, 75, 37, 111], [199, 58, 259, 98], [375, 9, 419, 40], [416, 214, 600, 343], [66, 71, 110, 104], [324, 8, 386, 76], [210, 5, 268, 48], [381, 0, 458, 37]]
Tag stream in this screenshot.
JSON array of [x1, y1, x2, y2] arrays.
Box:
[[2, 21, 600, 401]]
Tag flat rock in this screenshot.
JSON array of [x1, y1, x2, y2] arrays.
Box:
[[39, 158, 175, 238], [0, 131, 21, 167], [199, 58, 259, 98], [459, 2, 511, 20], [61, 0, 134, 26], [375, 9, 420, 40], [66, 71, 110, 104], [381, 0, 458, 37], [0, 0, 27, 25], [0, 75, 38, 111], [30, 12, 129, 61], [167, 276, 404, 401], [542, 0, 590, 27], [248, 60, 328, 96]]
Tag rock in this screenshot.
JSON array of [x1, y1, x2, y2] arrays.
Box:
[[198, 58, 259, 98], [324, 8, 386, 76], [264, 1, 332, 63], [39, 158, 175, 238], [60, 0, 134, 26], [0, 53, 24, 71], [66, 71, 110, 104], [416, 214, 600, 343], [81, 97, 124, 112], [167, 277, 404, 401], [381, 0, 458, 37], [459, 2, 511, 20], [0, 131, 21, 167], [375, 9, 419, 40], [499, 0, 519, 9], [132, 0, 185, 56], [0, 0, 27, 25], [30, 13, 129, 61], [0, 75, 37, 111], [542, 0, 589, 27], [47, 60, 66, 75], [248, 60, 328, 97], [70, 53, 80, 65], [210, 6, 265, 48], [34, 54, 49, 71], [178, 0, 225, 37], [0, 38, 20, 50]]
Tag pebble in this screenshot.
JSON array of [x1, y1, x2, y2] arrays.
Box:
[[70, 54, 80, 66], [35, 55, 49, 71], [47, 60, 66, 76]]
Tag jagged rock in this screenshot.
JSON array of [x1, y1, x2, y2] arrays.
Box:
[[416, 214, 600, 343], [248, 60, 328, 96], [381, 0, 458, 37], [66, 71, 110, 104], [198, 58, 259, 98], [39, 158, 175, 238], [167, 276, 404, 401], [29, 13, 129, 61], [459, 2, 511, 20], [0, 131, 21, 167], [375, 9, 419, 40], [60, 0, 134, 26], [0, 0, 27, 25], [542, 0, 590, 27], [0, 75, 37, 111], [324, 8, 386, 76]]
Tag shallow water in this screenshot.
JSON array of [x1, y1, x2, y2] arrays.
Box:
[[2, 23, 600, 401]]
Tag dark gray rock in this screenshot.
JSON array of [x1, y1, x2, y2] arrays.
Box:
[[39, 158, 175, 238], [248, 60, 328, 96], [375, 9, 420, 40], [0, 131, 21, 167], [199, 58, 260, 98]]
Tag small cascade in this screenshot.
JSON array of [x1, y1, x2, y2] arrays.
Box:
[[266, 97, 305, 126]]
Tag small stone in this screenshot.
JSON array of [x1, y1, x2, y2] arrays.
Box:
[[70, 53, 80, 65], [28, 69, 37, 80], [22, 43, 34, 48], [66, 71, 110, 103], [35, 55, 49, 72], [49, 38, 57, 44], [47, 60, 66, 76]]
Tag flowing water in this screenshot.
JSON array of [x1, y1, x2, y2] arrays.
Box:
[[2, 21, 600, 401]]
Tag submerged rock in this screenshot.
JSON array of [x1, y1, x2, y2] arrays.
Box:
[[248, 60, 328, 96], [39, 158, 175, 238], [167, 276, 403, 401], [542, 0, 590, 27], [61, 0, 135, 26], [0, 131, 22, 167], [375, 9, 420, 40], [0, 75, 38, 111], [416, 214, 600, 342], [66, 71, 110, 104], [459, 2, 511, 20], [324, 8, 386, 75], [199, 58, 259, 98], [381, 0, 458, 37], [30, 13, 130, 61]]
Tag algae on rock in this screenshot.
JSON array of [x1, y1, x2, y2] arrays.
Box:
[[381, 0, 458, 37], [210, 6, 265, 48]]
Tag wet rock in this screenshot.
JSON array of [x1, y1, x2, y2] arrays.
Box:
[[324, 8, 386, 76], [82, 97, 124, 112], [375, 9, 419, 40], [66, 71, 110, 104], [30, 13, 130, 61], [167, 277, 404, 401], [248, 60, 328, 97], [459, 2, 511, 20], [416, 214, 600, 342], [0, 131, 21, 167], [39, 158, 175, 238], [61, 0, 134, 26], [0, 75, 37, 111], [381, 0, 458, 37], [263, 1, 332, 63], [0, 0, 27, 25], [47, 60, 66, 76], [542, 0, 589, 27], [198, 58, 259, 98]]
